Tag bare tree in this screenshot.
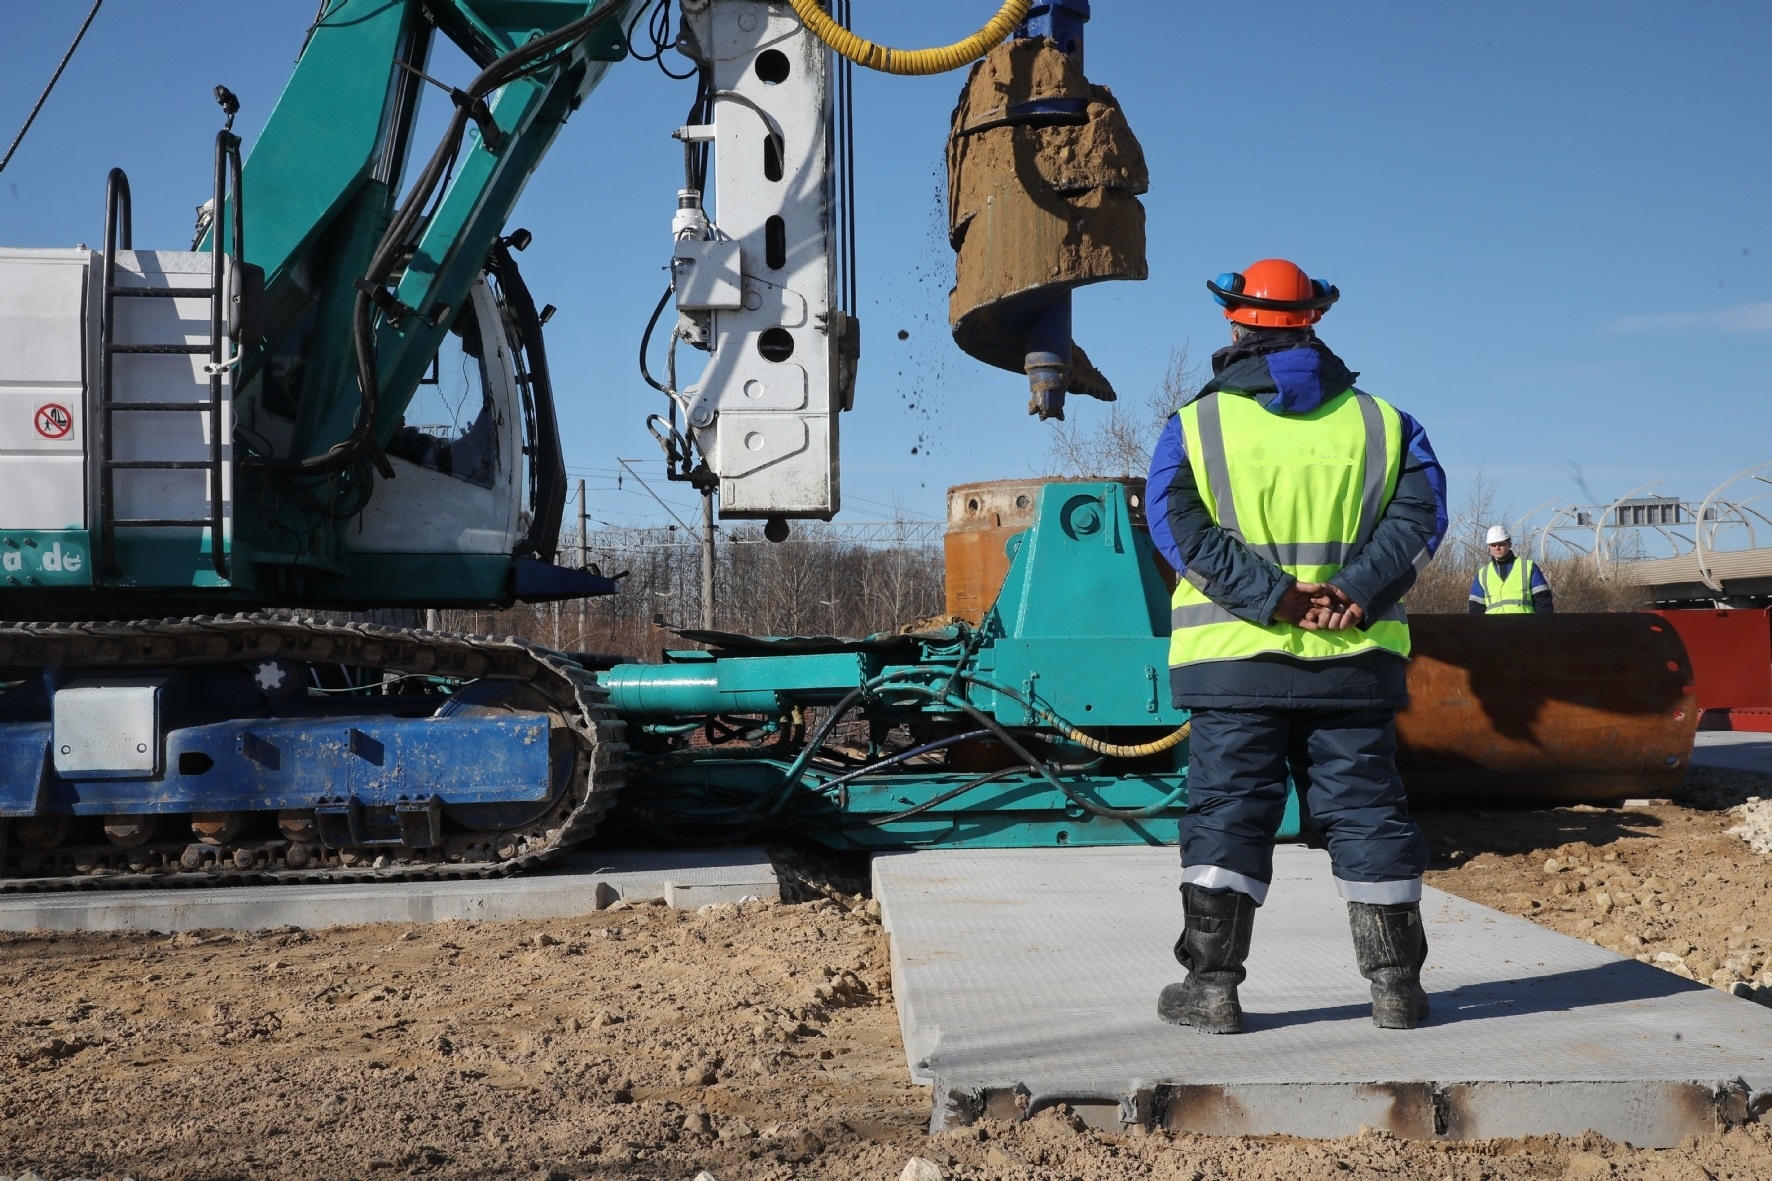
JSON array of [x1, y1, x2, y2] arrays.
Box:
[[432, 525, 946, 660], [1043, 346, 1197, 478]]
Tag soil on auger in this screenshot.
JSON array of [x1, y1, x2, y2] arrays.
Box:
[[0, 615, 624, 892]]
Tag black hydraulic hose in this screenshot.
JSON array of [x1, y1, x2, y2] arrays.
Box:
[[757, 685, 870, 813], [863, 765, 1021, 827], [376, 0, 627, 273], [639, 281, 675, 394], [627, 743, 788, 770], [687, 67, 712, 189], [812, 729, 990, 796], [703, 716, 747, 745], [624, 0, 667, 62], [248, 0, 626, 476], [877, 679, 1184, 822]]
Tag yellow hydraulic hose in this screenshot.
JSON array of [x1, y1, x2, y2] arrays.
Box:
[[1045, 718, 1192, 759], [787, 0, 1031, 75]]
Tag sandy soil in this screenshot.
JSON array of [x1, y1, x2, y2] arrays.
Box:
[[1419, 769, 1772, 998], [5, 782, 1772, 1181]]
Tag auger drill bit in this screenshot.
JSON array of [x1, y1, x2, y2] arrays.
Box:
[[946, 9, 1148, 421]]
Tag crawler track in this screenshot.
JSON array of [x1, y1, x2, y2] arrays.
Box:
[[0, 614, 625, 892]]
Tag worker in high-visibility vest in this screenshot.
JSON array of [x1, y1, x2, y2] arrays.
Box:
[[1145, 259, 1448, 1034], [1469, 525, 1553, 614]]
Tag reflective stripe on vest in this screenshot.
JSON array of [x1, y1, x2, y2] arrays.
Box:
[[1171, 600, 1410, 630], [1169, 388, 1411, 668], [1478, 557, 1538, 614]]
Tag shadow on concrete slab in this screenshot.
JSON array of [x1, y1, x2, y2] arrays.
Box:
[[1250, 957, 1709, 1032]]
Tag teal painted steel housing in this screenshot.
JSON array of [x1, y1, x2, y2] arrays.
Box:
[[604, 482, 1302, 849], [0, 0, 637, 616]]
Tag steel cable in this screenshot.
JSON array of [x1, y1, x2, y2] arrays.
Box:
[[0, 0, 104, 175]]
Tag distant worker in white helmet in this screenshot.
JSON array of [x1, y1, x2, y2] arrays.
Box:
[[1469, 526, 1553, 614]]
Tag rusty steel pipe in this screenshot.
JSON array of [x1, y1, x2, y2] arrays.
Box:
[[1396, 614, 1697, 804], [945, 477, 1153, 623]]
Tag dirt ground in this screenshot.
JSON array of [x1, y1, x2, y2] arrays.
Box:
[[1419, 768, 1772, 997], [5, 775, 1772, 1181]]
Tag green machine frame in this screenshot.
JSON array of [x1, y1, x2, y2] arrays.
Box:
[[602, 482, 1303, 849]]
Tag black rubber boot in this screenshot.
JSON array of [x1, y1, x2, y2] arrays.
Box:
[[1347, 900, 1430, 1029], [1157, 885, 1256, 1034]]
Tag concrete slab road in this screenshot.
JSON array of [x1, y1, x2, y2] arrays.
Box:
[[0, 846, 779, 934], [1691, 731, 1772, 775], [873, 845, 1772, 1145]]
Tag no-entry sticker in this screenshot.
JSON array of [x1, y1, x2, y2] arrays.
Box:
[[34, 403, 73, 440]]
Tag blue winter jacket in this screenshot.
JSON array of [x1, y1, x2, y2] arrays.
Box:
[[1146, 331, 1448, 709]]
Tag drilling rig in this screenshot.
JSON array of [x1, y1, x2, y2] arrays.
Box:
[[0, 1, 1696, 886]]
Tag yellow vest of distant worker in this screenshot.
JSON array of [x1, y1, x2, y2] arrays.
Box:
[[1168, 388, 1411, 667], [1477, 557, 1539, 614]]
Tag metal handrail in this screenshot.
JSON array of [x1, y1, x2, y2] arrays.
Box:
[[96, 166, 131, 579], [205, 125, 243, 579]]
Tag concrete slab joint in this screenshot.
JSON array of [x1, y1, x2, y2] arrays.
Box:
[[876, 846, 1772, 1146], [0, 847, 780, 933], [928, 1078, 1757, 1141]]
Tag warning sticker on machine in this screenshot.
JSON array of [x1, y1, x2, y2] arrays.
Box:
[[34, 403, 73, 439]]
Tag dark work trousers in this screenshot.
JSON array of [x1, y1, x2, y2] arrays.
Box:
[[1178, 707, 1429, 905]]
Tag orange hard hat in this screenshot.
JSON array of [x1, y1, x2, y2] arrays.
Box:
[[1206, 258, 1339, 328]]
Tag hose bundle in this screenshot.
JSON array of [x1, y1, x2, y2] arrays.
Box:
[[787, 0, 1029, 75]]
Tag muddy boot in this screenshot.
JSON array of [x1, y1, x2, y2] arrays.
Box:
[[1348, 901, 1430, 1029], [1157, 885, 1256, 1034]]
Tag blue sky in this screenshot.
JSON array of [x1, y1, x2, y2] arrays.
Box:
[[3, 1, 1769, 537]]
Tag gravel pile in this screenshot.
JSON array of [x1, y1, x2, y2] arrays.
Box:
[[1727, 796, 1772, 854], [1423, 801, 1772, 1000]]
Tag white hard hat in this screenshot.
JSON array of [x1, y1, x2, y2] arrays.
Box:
[[1485, 525, 1511, 545]]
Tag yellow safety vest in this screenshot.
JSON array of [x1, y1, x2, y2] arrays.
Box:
[[1169, 388, 1411, 667], [1478, 557, 1539, 614]]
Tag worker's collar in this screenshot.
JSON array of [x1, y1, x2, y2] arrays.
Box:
[[1193, 331, 1359, 414], [1210, 327, 1319, 370]]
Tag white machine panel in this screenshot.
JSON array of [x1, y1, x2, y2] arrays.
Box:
[[673, 238, 745, 310], [0, 247, 232, 581], [0, 249, 91, 528], [52, 676, 169, 777], [677, 0, 850, 519]]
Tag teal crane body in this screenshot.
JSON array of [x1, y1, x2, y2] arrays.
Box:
[[0, 0, 635, 617], [0, 10, 1299, 872], [603, 482, 1303, 849]]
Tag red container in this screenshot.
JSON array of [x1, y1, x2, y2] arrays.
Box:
[[1652, 608, 1772, 729]]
